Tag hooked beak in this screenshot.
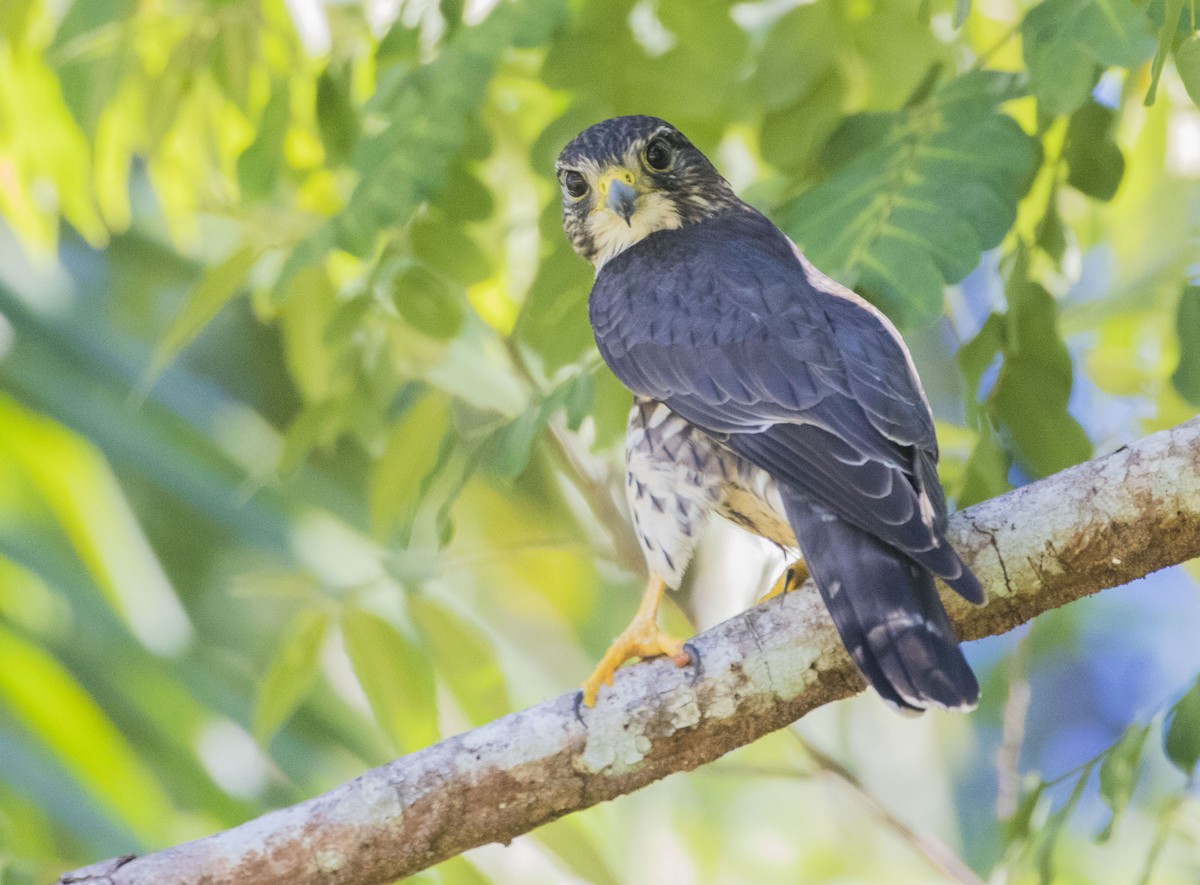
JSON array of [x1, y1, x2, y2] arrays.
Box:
[[605, 179, 638, 226]]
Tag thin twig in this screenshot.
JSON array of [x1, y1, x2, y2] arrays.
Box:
[[1136, 773, 1193, 885], [790, 728, 987, 885], [543, 420, 644, 573], [502, 335, 643, 573]]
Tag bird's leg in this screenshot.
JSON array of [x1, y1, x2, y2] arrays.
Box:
[[757, 559, 809, 605], [581, 575, 690, 707]]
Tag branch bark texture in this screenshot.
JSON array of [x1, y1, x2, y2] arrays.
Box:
[[58, 417, 1200, 885]]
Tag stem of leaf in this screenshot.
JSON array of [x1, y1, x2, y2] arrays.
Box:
[[1136, 774, 1191, 885], [789, 727, 987, 885]]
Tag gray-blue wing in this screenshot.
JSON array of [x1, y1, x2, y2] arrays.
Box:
[[589, 211, 981, 603]]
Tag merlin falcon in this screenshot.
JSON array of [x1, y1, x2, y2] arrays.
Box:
[[557, 116, 985, 712]]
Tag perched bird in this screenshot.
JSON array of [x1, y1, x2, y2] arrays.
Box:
[[557, 116, 985, 712]]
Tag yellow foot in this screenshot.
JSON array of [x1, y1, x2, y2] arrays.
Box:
[[757, 560, 809, 605], [582, 577, 690, 707]]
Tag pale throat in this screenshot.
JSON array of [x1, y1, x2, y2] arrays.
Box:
[[588, 192, 682, 271]]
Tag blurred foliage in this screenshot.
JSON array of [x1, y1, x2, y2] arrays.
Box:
[[0, 0, 1199, 883]]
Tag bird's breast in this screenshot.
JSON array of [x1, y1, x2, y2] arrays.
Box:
[[625, 399, 796, 588]]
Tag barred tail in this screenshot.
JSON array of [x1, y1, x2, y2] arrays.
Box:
[[781, 488, 979, 712]]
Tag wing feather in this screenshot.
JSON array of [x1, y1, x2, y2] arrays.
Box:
[[590, 209, 982, 603]]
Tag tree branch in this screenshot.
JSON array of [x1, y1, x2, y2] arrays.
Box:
[[58, 417, 1200, 885]]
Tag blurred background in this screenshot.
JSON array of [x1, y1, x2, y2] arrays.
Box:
[[1, 0, 1200, 882]]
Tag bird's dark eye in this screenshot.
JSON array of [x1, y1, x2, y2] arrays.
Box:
[[644, 137, 672, 172], [563, 170, 588, 200]]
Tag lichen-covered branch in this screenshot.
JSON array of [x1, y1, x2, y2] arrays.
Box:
[[57, 417, 1200, 885]]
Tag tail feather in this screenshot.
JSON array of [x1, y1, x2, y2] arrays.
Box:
[[781, 488, 979, 712]]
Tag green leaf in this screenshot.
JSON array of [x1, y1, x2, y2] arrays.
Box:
[[1165, 676, 1200, 774], [957, 315, 1013, 505], [277, 265, 343, 402], [277, 400, 343, 475], [1023, 0, 1156, 116], [0, 0, 37, 45], [1179, 35, 1200, 110], [144, 246, 259, 389], [0, 394, 191, 654], [411, 216, 490, 285], [212, 7, 258, 108], [277, 0, 553, 289], [1098, 722, 1150, 841], [563, 371, 596, 432], [341, 607, 439, 754], [253, 608, 330, 743], [779, 72, 1038, 327], [1064, 101, 1125, 201], [958, 252, 1091, 484], [650, 1, 749, 119], [145, 30, 212, 149], [760, 70, 845, 176], [47, 0, 135, 136], [316, 62, 359, 166], [440, 163, 495, 224], [1035, 767, 1091, 883], [376, 16, 421, 71], [0, 624, 173, 843], [423, 434, 476, 551], [482, 409, 541, 482], [1172, 285, 1200, 405], [1035, 189, 1066, 261], [393, 264, 465, 340], [995, 264, 1092, 478], [1145, 0, 1185, 104], [440, 0, 464, 37], [543, 0, 745, 124], [954, 0, 972, 28], [238, 79, 291, 201], [959, 421, 1011, 508], [514, 240, 594, 371], [533, 817, 622, 885], [958, 313, 1005, 421], [0, 554, 62, 636], [437, 856, 489, 885], [1002, 777, 1045, 845], [541, 0, 641, 104], [412, 596, 509, 726], [755, 2, 840, 112], [370, 391, 452, 541]]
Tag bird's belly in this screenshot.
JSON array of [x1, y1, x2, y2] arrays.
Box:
[[625, 399, 797, 587], [625, 400, 725, 587]]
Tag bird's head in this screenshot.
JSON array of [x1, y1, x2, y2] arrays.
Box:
[[556, 116, 738, 269]]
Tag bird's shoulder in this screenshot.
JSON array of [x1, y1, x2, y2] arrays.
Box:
[[588, 208, 919, 387], [588, 204, 938, 457], [589, 208, 807, 340]]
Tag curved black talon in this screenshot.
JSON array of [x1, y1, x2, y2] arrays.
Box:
[[683, 640, 703, 686], [572, 690, 588, 726], [778, 565, 804, 608]]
